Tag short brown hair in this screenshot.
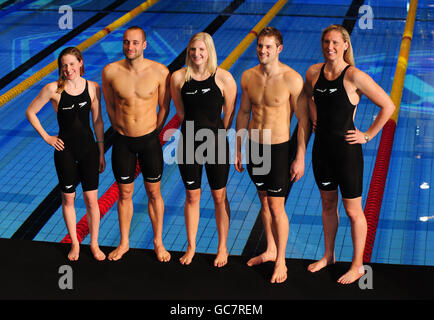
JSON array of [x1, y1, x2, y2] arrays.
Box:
[[125, 25, 146, 42], [257, 26, 283, 47]]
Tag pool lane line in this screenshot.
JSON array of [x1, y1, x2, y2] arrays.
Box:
[[0, 0, 33, 19], [0, 0, 128, 91], [0, 0, 17, 10]]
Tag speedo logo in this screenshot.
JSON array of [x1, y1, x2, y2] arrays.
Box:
[[316, 88, 338, 93], [62, 104, 74, 110], [147, 174, 161, 181], [201, 88, 211, 94], [79, 101, 87, 108], [185, 90, 197, 95]]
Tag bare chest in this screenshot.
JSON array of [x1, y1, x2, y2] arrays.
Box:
[[247, 76, 290, 107], [112, 72, 159, 102]]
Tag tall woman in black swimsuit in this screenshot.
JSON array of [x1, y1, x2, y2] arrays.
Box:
[[170, 32, 237, 267], [26, 47, 106, 261], [304, 25, 395, 283]]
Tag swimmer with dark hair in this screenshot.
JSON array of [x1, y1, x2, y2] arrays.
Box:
[[235, 27, 310, 283]]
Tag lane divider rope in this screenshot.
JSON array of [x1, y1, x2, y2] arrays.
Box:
[[363, 0, 418, 263]]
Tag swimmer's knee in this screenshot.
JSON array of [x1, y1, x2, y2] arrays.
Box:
[[267, 197, 285, 218], [185, 189, 201, 204], [211, 188, 227, 205], [61, 192, 75, 207], [118, 185, 134, 200]]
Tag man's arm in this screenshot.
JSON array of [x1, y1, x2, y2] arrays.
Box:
[[290, 73, 310, 182], [234, 70, 252, 172], [101, 64, 116, 126], [156, 65, 171, 132], [170, 69, 185, 124], [90, 81, 106, 173], [304, 66, 318, 132]]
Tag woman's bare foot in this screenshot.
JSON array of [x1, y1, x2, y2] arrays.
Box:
[[214, 250, 228, 268], [337, 265, 364, 284], [68, 243, 80, 261], [179, 246, 195, 265], [270, 261, 287, 284], [91, 244, 106, 261], [155, 244, 171, 262], [246, 250, 276, 267], [307, 256, 335, 273], [108, 244, 129, 261]]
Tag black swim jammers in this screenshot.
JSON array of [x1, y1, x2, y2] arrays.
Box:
[[246, 139, 291, 197], [111, 130, 163, 184]]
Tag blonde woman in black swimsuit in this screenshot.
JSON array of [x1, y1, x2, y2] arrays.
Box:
[[305, 25, 395, 284]]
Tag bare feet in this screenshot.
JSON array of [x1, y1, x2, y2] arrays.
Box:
[[91, 244, 106, 261], [155, 244, 171, 262], [179, 246, 195, 265], [214, 250, 228, 268], [108, 244, 129, 261], [337, 265, 364, 284], [307, 256, 335, 273], [246, 250, 276, 267], [68, 243, 80, 261], [270, 261, 287, 284]]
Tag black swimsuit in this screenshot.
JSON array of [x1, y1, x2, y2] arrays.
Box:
[[312, 64, 363, 199], [54, 80, 99, 193], [246, 139, 291, 198], [177, 73, 229, 190], [111, 129, 163, 184]]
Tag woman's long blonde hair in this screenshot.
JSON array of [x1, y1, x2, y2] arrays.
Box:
[[321, 25, 355, 66], [56, 47, 85, 93], [184, 32, 218, 82]]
